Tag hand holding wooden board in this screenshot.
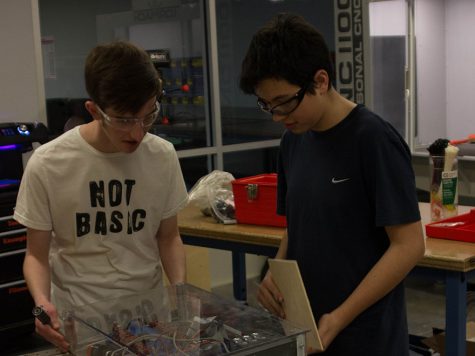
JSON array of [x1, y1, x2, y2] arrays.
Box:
[[268, 258, 324, 353]]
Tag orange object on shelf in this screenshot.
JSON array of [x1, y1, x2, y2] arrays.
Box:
[[425, 209, 475, 242], [450, 133, 475, 145], [232, 173, 287, 227]]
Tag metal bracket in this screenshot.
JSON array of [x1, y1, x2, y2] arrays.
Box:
[[246, 184, 258, 201]]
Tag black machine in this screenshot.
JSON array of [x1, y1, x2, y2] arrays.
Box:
[[0, 121, 49, 339]]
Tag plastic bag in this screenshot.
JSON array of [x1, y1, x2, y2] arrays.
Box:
[[208, 187, 236, 224], [188, 170, 236, 224]]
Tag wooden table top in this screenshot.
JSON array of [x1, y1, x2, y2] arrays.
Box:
[[419, 203, 475, 272], [178, 202, 475, 272], [178, 204, 284, 247]]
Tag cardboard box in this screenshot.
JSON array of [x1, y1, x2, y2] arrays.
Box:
[[422, 322, 475, 356], [232, 174, 286, 227]]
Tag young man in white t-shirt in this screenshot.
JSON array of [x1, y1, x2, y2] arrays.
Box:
[[14, 41, 189, 352]]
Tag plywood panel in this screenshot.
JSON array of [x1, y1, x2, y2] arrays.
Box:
[[268, 259, 323, 352]]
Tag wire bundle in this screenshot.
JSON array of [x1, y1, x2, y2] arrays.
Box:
[[85, 318, 235, 355]]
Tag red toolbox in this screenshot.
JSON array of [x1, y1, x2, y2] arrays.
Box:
[[231, 173, 287, 227], [425, 209, 475, 242]]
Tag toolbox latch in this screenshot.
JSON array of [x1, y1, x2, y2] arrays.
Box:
[[246, 184, 258, 201]]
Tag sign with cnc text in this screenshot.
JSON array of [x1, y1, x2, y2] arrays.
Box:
[[334, 0, 370, 105]]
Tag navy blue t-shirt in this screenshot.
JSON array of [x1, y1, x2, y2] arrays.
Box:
[[277, 105, 420, 356]]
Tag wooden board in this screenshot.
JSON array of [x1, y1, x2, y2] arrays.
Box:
[[268, 259, 324, 352]]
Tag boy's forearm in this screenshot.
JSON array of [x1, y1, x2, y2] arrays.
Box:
[[158, 233, 186, 285], [24, 254, 52, 305], [24, 228, 53, 305]]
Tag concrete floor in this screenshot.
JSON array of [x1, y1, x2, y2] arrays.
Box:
[[405, 275, 447, 338]]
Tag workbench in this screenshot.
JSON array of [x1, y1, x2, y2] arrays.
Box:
[[178, 203, 475, 356]]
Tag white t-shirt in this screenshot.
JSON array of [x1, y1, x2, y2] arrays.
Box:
[[14, 126, 189, 310]]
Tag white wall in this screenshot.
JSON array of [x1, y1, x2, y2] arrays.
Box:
[[445, 0, 475, 141], [414, 0, 475, 147], [414, 0, 447, 147], [0, 0, 46, 124], [369, 0, 406, 37], [370, 0, 475, 149]]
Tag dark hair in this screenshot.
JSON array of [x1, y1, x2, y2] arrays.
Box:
[[85, 41, 161, 114], [240, 13, 334, 95]]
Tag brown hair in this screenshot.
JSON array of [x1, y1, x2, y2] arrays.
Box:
[[85, 41, 161, 114]]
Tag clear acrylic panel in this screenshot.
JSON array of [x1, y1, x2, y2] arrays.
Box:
[[61, 284, 307, 355]]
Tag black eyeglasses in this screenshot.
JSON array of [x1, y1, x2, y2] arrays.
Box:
[[257, 85, 308, 116]]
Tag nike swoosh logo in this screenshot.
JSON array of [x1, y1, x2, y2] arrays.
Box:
[[332, 177, 350, 184]]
